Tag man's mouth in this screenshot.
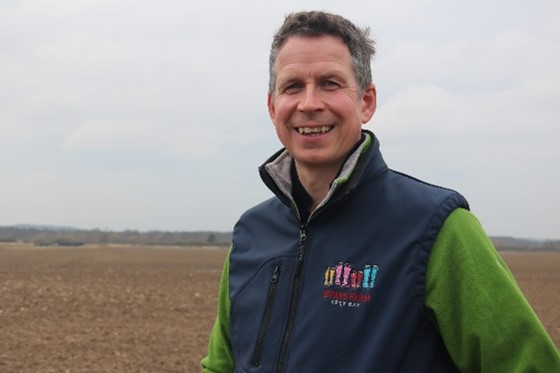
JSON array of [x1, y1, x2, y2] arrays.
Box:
[[297, 126, 334, 136]]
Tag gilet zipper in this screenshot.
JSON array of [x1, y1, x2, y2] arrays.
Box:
[[275, 225, 307, 373], [251, 264, 281, 367]]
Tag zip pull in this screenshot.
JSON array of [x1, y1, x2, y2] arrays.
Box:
[[299, 226, 307, 242], [295, 226, 308, 276], [271, 265, 280, 284], [298, 226, 307, 262]]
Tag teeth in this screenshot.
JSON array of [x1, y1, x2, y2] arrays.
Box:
[[298, 126, 333, 135]]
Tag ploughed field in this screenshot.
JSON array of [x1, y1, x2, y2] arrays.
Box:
[[0, 244, 558, 372]]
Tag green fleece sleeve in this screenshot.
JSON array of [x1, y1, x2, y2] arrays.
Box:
[[200, 249, 234, 372], [426, 208, 560, 372]]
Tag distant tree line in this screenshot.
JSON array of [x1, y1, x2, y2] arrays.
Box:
[[0, 226, 559, 251], [491, 237, 560, 252], [0, 226, 232, 247]]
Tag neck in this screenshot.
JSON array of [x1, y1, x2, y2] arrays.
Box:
[[293, 133, 365, 211], [293, 162, 340, 212]]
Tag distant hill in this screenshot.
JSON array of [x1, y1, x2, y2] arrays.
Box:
[[13, 224, 80, 232], [0, 225, 558, 251], [0, 225, 231, 247], [491, 236, 560, 251]]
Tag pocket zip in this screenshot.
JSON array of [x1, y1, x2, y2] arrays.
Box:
[[251, 264, 281, 367]]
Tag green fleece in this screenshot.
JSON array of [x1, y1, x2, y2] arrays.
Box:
[[201, 209, 560, 372], [426, 208, 560, 372], [200, 250, 234, 373]]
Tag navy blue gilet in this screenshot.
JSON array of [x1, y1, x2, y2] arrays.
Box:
[[229, 131, 469, 372]]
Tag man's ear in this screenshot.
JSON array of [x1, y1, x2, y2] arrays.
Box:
[[361, 84, 377, 124], [267, 92, 276, 122]]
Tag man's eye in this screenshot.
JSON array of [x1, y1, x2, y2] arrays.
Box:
[[322, 80, 340, 89], [283, 83, 303, 94]]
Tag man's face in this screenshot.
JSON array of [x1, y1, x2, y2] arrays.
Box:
[[268, 35, 376, 174]]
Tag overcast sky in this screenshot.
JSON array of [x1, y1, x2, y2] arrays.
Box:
[[1, 0, 559, 239]]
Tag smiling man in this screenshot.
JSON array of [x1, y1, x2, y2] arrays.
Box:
[[201, 11, 560, 372], [268, 34, 376, 212]]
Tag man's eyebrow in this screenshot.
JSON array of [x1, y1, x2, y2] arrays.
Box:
[[278, 70, 347, 84]]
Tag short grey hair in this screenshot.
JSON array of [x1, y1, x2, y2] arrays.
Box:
[[269, 11, 376, 94]]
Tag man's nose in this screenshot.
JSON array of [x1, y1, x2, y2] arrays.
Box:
[[298, 86, 324, 112]]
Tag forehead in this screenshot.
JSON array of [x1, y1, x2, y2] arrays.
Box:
[[275, 35, 353, 74]]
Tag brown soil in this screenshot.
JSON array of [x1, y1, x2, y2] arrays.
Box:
[[0, 244, 226, 373], [500, 251, 560, 350], [0, 244, 558, 372]]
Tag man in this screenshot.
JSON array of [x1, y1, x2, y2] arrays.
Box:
[[202, 11, 560, 372]]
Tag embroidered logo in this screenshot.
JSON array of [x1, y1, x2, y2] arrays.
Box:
[[323, 262, 379, 309]]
